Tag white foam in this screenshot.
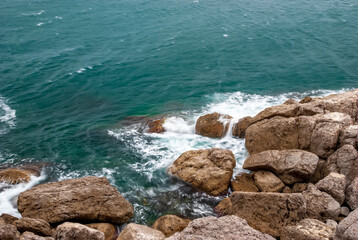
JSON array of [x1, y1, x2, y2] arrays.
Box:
[[0, 96, 16, 135], [163, 116, 194, 134], [76, 68, 86, 73], [36, 22, 44, 27]]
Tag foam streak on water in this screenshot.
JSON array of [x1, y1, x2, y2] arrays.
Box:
[[0, 96, 16, 135]]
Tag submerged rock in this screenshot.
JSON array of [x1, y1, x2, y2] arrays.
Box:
[[55, 222, 104, 240], [195, 112, 232, 138], [152, 215, 190, 237], [117, 223, 165, 240]]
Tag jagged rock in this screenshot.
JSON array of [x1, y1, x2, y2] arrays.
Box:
[[341, 207, 350, 217], [167, 148, 236, 196], [15, 218, 52, 236], [152, 215, 190, 237], [166, 215, 275, 240], [243, 149, 319, 185], [0, 169, 33, 184], [316, 172, 347, 205], [253, 171, 285, 192], [117, 223, 165, 240], [1, 213, 18, 225], [339, 125, 358, 148], [147, 118, 166, 133], [195, 112, 232, 138], [55, 222, 104, 240], [333, 208, 358, 240], [86, 223, 117, 240], [309, 159, 326, 183], [0, 224, 21, 240], [230, 192, 306, 237], [20, 232, 54, 240], [324, 144, 358, 184], [18, 176, 134, 224], [230, 172, 259, 192], [214, 197, 232, 216], [292, 183, 308, 193], [346, 177, 358, 210], [302, 184, 341, 221], [281, 218, 335, 240], [232, 116, 252, 138]]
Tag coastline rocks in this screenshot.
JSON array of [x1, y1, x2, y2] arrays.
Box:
[[0, 224, 21, 240], [214, 198, 232, 216], [167, 148, 236, 196], [253, 170, 285, 192], [18, 176, 134, 224], [195, 112, 232, 138], [281, 218, 335, 240], [232, 116, 252, 138], [243, 149, 319, 185], [117, 223, 165, 240], [85, 223, 117, 240], [166, 215, 275, 240], [15, 218, 52, 236], [1, 213, 18, 225], [292, 183, 308, 193], [230, 172, 259, 192], [229, 192, 307, 237], [316, 172, 347, 205], [20, 232, 54, 240], [339, 125, 358, 148], [152, 215, 190, 237], [0, 169, 33, 184], [147, 118, 166, 133], [55, 222, 104, 240], [333, 208, 358, 240], [346, 177, 358, 210]]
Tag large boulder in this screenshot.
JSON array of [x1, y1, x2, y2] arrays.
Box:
[[85, 223, 117, 240], [229, 192, 307, 237], [243, 149, 319, 185], [333, 208, 358, 240], [20, 232, 54, 240], [230, 172, 259, 192], [55, 222, 104, 240], [17, 176, 134, 224], [167, 148, 236, 196], [346, 177, 358, 210], [195, 112, 232, 138], [152, 215, 190, 237], [253, 170, 285, 192], [232, 116, 252, 138], [15, 218, 52, 236], [316, 172, 347, 205], [117, 223, 165, 240], [281, 218, 335, 240], [0, 224, 21, 240], [0, 169, 33, 184], [166, 215, 275, 240]]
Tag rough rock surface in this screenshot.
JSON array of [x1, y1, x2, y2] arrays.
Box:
[[214, 197, 232, 216], [253, 170, 285, 192], [15, 218, 52, 236], [346, 177, 358, 210], [167, 215, 275, 240], [152, 215, 190, 237], [230, 192, 307, 237], [0, 224, 21, 240], [167, 148, 236, 196], [20, 232, 54, 240], [195, 112, 232, 138], [0, 169, 33, 184], [117, 223, 165, 240], [232, 116, 252, 138], [86, 223, 117, 240], [243, 149, 319, 185], [302, 184, 341, 221], [281, 218, 335, 240], [55, 222, 104, 240], [339, 125, 358, 148], [309, 159, 326, 183], [0, 213, 18, 225], [18, 176, 134, 224], [147, 118, 166, 133], [230, 172, 259, 192], [341, 207, 350, 217], [333, 208, 358, 240], [292, 183, 308, 193], [316, 172, 347, 205]]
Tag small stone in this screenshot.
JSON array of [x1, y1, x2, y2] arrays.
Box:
[[326, 219, 338, 228], [0, 214, 18, 225], [282, 186, 292, 193], [253, 170, 285, 192], [20, 232, 54, 240], [55, 222, 104, 240], [341, 207, 350, 217], [15, 218, 52, 236], [117, 223, 165, 240], [292, 183, 308, 193], [230, 172, 259, 192], [214, 198, 232, 216], [232, 116, 252, 138], [152, 215, 190, 237], [86, 223, 117, 240], [195, 112, 232, 138]]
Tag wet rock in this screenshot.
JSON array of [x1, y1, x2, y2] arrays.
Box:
[[316, 172, 347, 205], [281, 218, 335, 240], [333, 208, 358, 240], [214, 197, 232, 216], [167, 148, 236, 196], [0, 213, 18, 225], [346, 177, 358, 210], [253, 170, 285, 192], [18, 176, 134, 224], [292, 183, 308, 193], [15, 218, 52, 236], [0, 224, 21, 240], [147, 118, 166, 133], [339, 125, 358, 148], [152, 215, 190, 237], [195, 112, 232, 138], [117, 223, 165, 240], [167, 215, 275, 240], [230, 192, 306, 237], [243, 149, 319, 185], [0, 169, 33, 184], [230, 172, 259, 192], [20, 232, 54, 240], [86, 223, 117, 240], [232, 116, 252, 138], [55, 222, 104, 240]]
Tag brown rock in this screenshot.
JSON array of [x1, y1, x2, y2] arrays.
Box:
[[321, 89, 358, 120], [20, 232, 54, 240], [251, 104, 299, 124], [214, 197, 232, 216], [346, 177, 358, 210], [17, 176, 134, 224], [339, 125, 358, 148], [292, 183, 308, 193], [166, 215, 275, 240], [1, 214, 18, 225], [152, 215, 190, 237], [230, 192, 307, 237], [284, 99, 298, 105], [167, 148, 236, 196], [232, 116, 252, 138], [147, 118, 166, 133], [297, 115, 319, 150], [316, 172, 347, 205], [253, 170, 285, 192], [55, 222, 104, 240], [117, 223, 165, 240], [0, 224, 21, 240], [299, 96, 313, 104], [243, 149, 319, 185], [309, 159, 326, 183], [341, 207, 350, 217], [281, 218, 335, 240], [15, 218, 52, 236], [230, 172, 259, 192], [195, 112, 232, 138], [0, 169, 32, 184], [282, 186, 292, 193], [310, 124, 341, 159], [86, 223, 117, 240], [333, 208, 358, 240]]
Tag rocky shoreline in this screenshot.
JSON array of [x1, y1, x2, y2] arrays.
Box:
[[1, 89, 358, 239]]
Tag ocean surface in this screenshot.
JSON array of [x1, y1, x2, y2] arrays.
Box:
[[1, 0, 357, 224]]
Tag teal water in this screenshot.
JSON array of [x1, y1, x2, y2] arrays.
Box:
[[1, 0, 358, 223]]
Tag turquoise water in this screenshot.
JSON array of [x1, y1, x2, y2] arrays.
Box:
[[0, 0, 357, 223]]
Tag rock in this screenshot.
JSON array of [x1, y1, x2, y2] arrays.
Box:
[[232, 116, 252, 138], [302, 184, 341, 221], [15, 218, 52, 236], [326, 219, 338, 228], [243, 149, 319, 185], [282, 186, 292, 193], [346, 177, 358, 210], [0, 224, 21, 240], [230, 172, 259, 192], [292, 183, 308, 193], [299, 96, 313, 104], [86, 223, 117, 240], [297, 115, 319, 150], [253, 170, 285, 192], [214, 197, 232, 216], [341, 207, 350, 217], [251, 104, 299, 124], [55, 222, 104, 240], [321, 89, 358, 120], [333, 208, 358, 240], [166, 215, 275, 240], [0, 213, 18, 225], [309, 159, 326, 183], [324, 144, 358, 184], [284, 99, 298, 105], [339, 125, 358, 148], [0, 217, 5, 226], [117, 223, 165, 240], [281, 218, 335, 240], [18, 176, 134, 224], [316, 172, 347, 205], [167, 148, 236, 196], [195, 112, 232, 138], [147, 118, 166, 133], [152, 215, 190, 237], [0, 169, 33, 184], [230, 192, 307, 237], [20, 232, 54, 240]]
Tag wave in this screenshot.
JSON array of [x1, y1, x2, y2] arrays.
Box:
[[0, 96, 16, 135]]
